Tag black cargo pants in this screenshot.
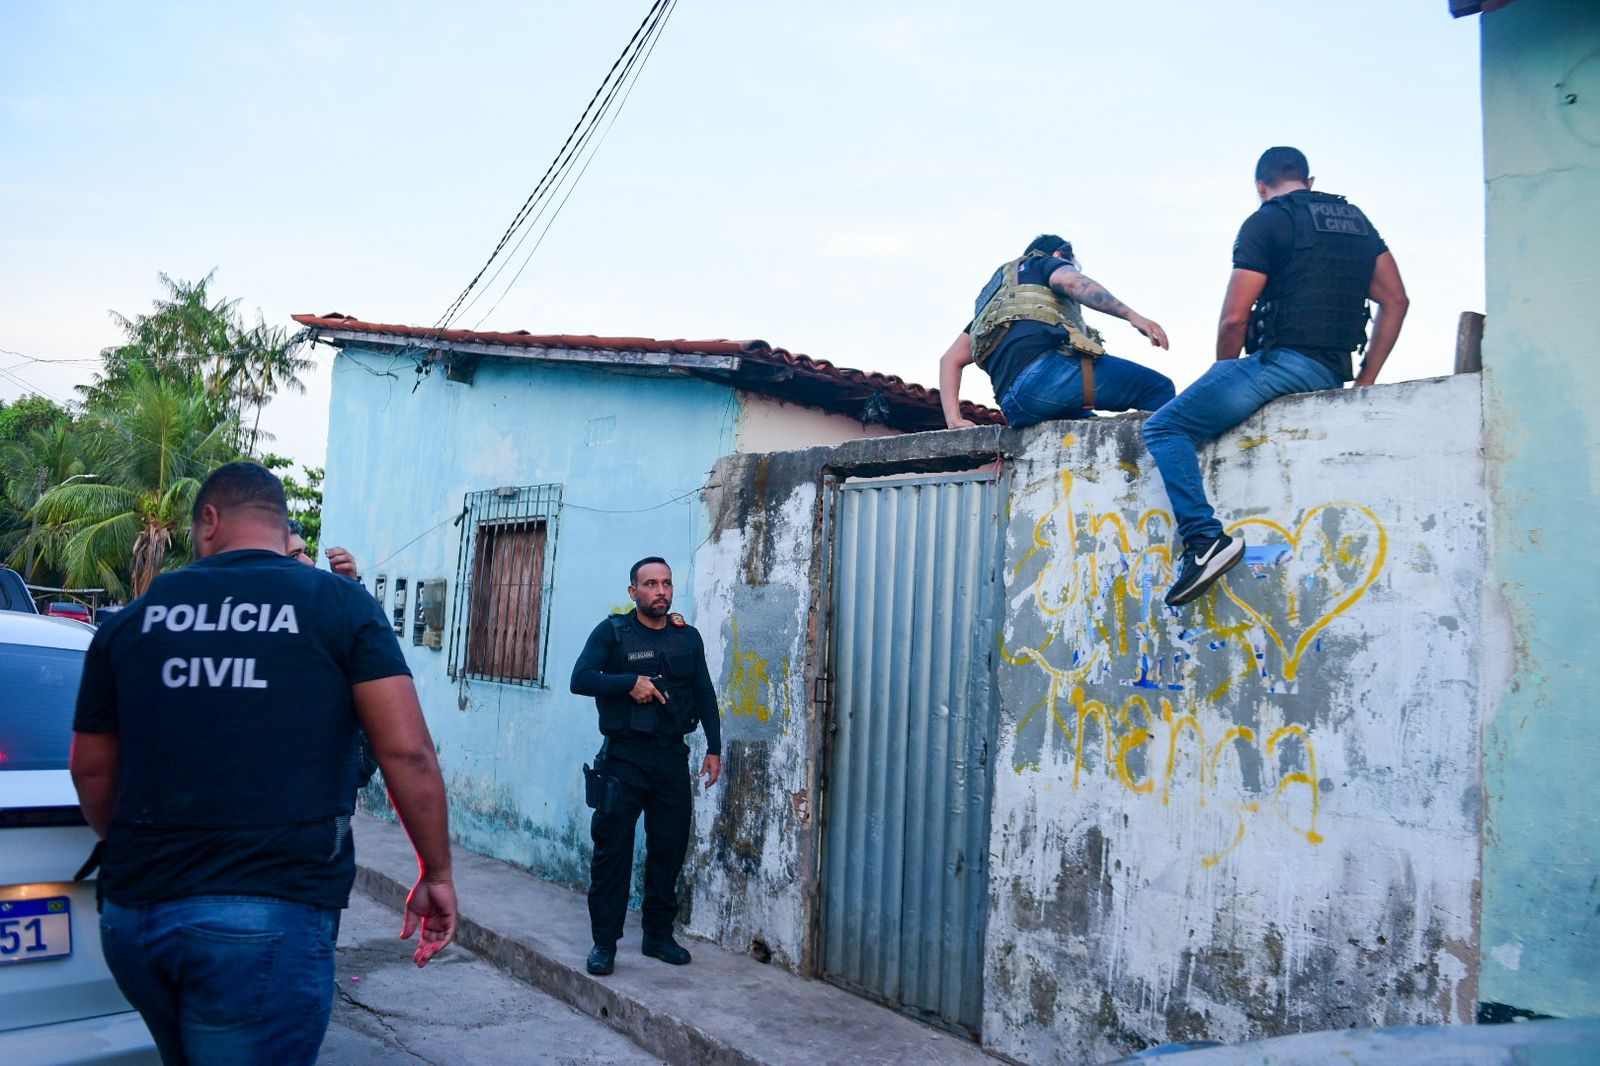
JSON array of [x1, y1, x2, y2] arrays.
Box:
[[587, 734, 692, 947]]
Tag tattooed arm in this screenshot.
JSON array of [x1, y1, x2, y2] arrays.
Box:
[[1049, 265, 1169, 349]]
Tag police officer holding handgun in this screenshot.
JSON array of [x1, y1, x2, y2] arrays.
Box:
[[571, 557, 721, 976]]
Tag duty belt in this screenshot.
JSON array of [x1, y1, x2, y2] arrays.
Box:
[[606, 730, 688, 748]]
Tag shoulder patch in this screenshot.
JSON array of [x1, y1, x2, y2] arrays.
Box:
[[670, 613, 686, 627]]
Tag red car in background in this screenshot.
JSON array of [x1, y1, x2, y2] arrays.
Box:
[[41, 603, 92, 626]]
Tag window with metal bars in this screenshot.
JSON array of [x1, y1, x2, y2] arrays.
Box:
[[449, 484, 561, 685]]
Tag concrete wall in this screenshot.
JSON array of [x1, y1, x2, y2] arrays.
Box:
[[986, 377, 1488, 1061], [324, 348, 737, 886], [1478, 0, 1600, 1021], [688, 375, 1495, 1062]]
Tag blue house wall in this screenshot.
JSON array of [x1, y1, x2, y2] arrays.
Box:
[[322, 347, 738, 884], [1478, 0, 1600, 1020]]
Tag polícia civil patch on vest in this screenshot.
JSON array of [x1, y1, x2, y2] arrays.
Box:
[[140, 600, 300, 690], [1308, 201, 1370, 236]]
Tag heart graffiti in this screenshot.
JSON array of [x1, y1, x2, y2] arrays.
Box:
[[1216, 503, 1388, 682]]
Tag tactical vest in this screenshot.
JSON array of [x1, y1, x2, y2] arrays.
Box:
[[596, 614, 700, 738], [1246, 190, 1377, 375], [970, 255, 1105, 369]]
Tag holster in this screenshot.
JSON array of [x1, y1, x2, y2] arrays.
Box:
[[583, 741, 622, 813]]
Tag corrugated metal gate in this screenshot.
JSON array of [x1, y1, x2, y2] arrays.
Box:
[[819, 472, 1001, 1037]]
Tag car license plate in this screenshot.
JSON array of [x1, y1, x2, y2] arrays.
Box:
[[0, 895, 72, 964]]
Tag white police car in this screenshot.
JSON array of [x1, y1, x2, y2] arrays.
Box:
[[0, 611, 157, 1064]]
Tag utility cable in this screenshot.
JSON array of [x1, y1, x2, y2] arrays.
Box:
[[458, 0, 675, 325], [435, 0, 675, 332], [468, 0, 678, 329]]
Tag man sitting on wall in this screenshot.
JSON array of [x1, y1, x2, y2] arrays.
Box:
[[1142, 146, 1409, 608]]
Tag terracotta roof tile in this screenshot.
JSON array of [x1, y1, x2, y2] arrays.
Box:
[[291, 314, 1005, 430]]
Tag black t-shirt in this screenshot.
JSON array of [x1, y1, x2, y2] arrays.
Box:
[[571, 612, 722, 756], [1232, 198, 1389, 277], [966, 256, 1083, 403], [73, 549, 411, 907]]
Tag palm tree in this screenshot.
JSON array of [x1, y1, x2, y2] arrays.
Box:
[[0, 421, 87, 583], [27, 373, 237, 598], [228, 318, 317, 455], [84, 274, 317, 456], [83, 272, 238, 411]]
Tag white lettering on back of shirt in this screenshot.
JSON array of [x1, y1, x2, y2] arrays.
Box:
[[159, 656, 270, 690]]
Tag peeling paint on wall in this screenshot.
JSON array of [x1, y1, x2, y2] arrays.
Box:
[[686, 472, 820, 968], [1478, 0, 1600, 1020], [687, 377, 1492, 1062], [988, 379, 1486, 1061]]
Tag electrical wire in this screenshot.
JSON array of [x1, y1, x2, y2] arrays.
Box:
[[564, 483, 704, 515], [434, 0, 670, 329], [468, 0, 678, 329], [363, 469, 716, 576], [0, 364, 71, 407], [369, 515, 462, 571], [457, 0, 676, 324], [435, 0, 677, 332]]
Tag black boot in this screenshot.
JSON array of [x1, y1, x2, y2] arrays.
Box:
[[640, 933, 691, 965], [587, 943, 616, 975]]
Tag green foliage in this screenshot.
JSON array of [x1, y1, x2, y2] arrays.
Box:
[[262, 452, 325, 552], [83, 272, 315, 456], [1, 272, 313, 598], [0, 395, 70, 446], [0, 420, 87, 584], [23, 372, 236, 597]]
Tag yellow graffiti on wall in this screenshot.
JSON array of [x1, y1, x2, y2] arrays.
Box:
[[721, 618, 790, 726], [1003, 470, 1387, 695], [1024, 683, 1324, 866], [1219, 508, 1387, 682], [1003, 470, 1382, 864]]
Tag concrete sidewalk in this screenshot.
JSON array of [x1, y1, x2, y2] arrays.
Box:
[[352, 814, 997, 1066]]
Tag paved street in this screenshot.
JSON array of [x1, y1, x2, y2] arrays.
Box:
[[318, 891, 664, 1065]]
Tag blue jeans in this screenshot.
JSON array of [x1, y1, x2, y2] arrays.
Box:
[[1000, 350, 1175, 427], [100, 896, 340, 1066], [1141, 347, 1343, 549]]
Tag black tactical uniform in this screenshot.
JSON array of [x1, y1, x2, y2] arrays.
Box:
[[570, 610, 720, 951], [1142, 179, 1393, 607], [74, 549, 409, 908], [1239, 188, 1387, 381]]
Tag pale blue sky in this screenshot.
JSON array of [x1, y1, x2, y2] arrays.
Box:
[[1, 2, 1484, 471]]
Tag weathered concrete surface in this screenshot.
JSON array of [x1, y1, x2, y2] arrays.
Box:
[[986, 377, 1487, 1063], [350, 814, 997, 1066], [688, 376, 1493, 1062], [320, 890, 663, 1065], [685, 427, 1020, 969], [1104, 1018, 1600, 1066], [1477, 0, 1600, 1020]]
